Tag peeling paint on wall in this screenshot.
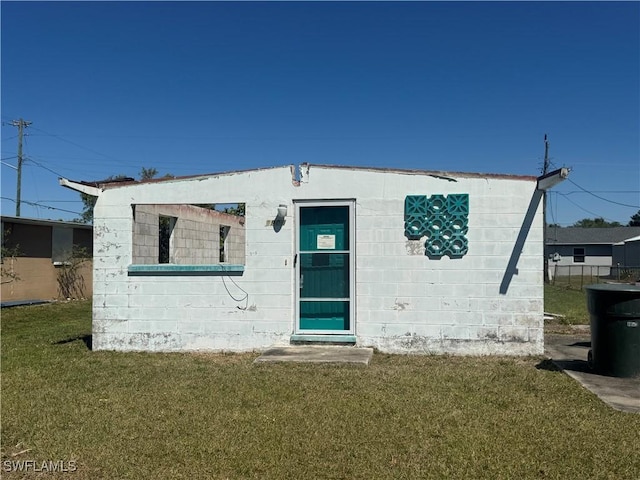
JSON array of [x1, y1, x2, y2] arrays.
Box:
[[392, 299, 409, 310], [89, 165, 543, 356], [405, 240, 425, 256]]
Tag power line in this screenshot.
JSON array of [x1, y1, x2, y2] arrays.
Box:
[[1, 197, 83, 216], [565, 178, 640, 209], [1, 161, 18, 170], [24, 156, 66, 178], [562, 190, 640, 194], [554, 191, 623, 223], [548, 159, 640, 208], [27, 145, 42, 218], [28, 126, 132, 167]]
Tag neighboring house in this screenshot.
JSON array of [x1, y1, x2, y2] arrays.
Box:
[[1, 216, 93, 302], [545, 226, 640, 277], [61, 164, 564, 355], [612, 235, 640, 269]]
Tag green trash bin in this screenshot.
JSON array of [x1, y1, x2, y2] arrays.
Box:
[[585, 284, 640, 378]]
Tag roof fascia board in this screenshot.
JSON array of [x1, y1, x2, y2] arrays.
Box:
[[308, 163, 538, 181], [536, 167, 569, 191], [75, 164, 542, 191]]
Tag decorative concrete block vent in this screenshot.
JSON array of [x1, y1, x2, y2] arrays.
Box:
[[404, 194, 469, 258]]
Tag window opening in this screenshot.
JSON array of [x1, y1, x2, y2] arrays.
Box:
[[220, 225, 230, 262], [159, 216, 176, 264]]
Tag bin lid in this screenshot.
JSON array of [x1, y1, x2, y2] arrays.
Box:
[[585, 283, 640, 293]]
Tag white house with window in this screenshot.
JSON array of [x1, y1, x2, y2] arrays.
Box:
[[545, 226, 640, 277], [61, 164, 567, 355]]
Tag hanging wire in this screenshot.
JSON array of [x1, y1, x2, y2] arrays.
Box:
[[219, 264, 249, 310]]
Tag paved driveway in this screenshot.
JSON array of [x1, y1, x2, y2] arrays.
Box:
[[545, 332, 640, 414]]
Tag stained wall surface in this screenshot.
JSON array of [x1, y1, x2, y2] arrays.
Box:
[[90, 165, 543, 355]]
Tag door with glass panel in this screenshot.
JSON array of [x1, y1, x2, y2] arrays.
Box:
[[295, 201, 354, 334]]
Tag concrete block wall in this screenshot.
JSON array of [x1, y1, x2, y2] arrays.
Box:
[[90, 165, 543, 355], [132, 206, 159, 264], [310, 167, 544, 355], [224, 222, 246, 264]]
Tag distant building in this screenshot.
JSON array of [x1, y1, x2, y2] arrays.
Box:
[[613, 235, 640, 269], [545, 226, 640, 276], [1, 216, 93, 303]]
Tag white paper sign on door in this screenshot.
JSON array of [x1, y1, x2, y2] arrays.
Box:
[[317, 234, 336, 250]]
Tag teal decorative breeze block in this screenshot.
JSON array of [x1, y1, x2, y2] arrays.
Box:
[[405, 215, 428, 240], [449, 213, 469, 234], [446, 194, 469, 214], [404, 193, 469, 258], [405, 195, 429, 216], [404, 195, 429, 239], [428, 194, 447, 215]]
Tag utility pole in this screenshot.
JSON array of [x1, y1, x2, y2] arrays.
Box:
[[543, 134, 550, 283], [10, 119, 32, 216]]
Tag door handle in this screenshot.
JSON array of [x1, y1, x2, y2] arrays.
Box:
[[294, 254, 297, 267]]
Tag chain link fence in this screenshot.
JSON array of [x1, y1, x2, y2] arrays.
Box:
[[550, 264, 640, 290]]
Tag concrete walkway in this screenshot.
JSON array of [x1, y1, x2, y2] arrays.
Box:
[[254, 345, 374, 365], [545, 332, 640, 414]]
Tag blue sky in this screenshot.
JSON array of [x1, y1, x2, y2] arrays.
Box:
[[2, 1, 639, 225]]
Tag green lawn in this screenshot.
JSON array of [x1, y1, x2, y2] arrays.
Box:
[[544, 283, 589, 325], [2, 301, 639, 479]]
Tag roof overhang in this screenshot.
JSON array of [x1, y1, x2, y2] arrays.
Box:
[[536, 167, 569, 191], [59, 178, 102, 197], [1, 215, 91, 229]]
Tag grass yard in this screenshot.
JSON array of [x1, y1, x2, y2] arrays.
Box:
[[544, 283, 589, 326], [2, 301, 639, 479]]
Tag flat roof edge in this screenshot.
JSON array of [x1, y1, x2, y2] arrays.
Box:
[[306, 163, 538, 181], [1, 215, 91, 229]]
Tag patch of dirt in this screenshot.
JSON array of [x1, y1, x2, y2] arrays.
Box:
[[544, 323, 590, 335]]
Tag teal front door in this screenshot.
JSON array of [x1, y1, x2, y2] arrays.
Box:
[[296, 201, 354, 334]]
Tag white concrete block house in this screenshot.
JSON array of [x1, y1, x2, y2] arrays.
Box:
[[61, 164, 559, 356]]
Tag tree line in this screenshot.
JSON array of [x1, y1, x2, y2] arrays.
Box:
[[549, 210, 640, 228]]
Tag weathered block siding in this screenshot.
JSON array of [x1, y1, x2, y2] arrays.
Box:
[[132, 204, 244, 265], [91, 165, 543, 355]]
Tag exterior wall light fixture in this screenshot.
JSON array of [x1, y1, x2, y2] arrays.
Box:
[[276, 204, 287, 221]]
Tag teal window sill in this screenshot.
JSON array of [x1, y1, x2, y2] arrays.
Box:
[[128, 264, 244, 276]]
